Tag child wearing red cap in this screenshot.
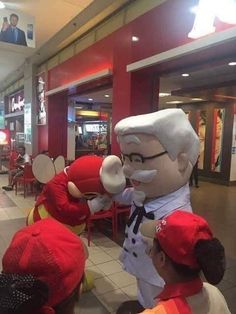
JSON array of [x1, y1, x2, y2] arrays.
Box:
[[0, 218, 86, 314], [140, 210, 231, 314]]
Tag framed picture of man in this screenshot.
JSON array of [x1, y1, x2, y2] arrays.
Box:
[[0, 8, 35, 48]]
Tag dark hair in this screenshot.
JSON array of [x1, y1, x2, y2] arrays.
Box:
[[195, 238, 225, 285], [10, 14, 19, 20], [154, 237, 225, 285], [0, 274, 82, 314]]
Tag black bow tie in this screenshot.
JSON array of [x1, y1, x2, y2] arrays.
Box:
[[127, 203, 154, 234]]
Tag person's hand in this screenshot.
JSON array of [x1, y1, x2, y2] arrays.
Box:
[[1, 21, 9, 32], [87, 194, 112, 214]]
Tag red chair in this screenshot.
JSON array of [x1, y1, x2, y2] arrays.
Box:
[[86, 204, 117, 246], [15, 164, 36, 198], [113, 202, 131, 233]]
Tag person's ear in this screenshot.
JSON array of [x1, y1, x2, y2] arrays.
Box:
[[159, 251, 166, 268], [177, 153, 189, 173]]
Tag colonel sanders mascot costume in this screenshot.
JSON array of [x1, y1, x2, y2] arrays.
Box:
[[114, 108, 199, 313]]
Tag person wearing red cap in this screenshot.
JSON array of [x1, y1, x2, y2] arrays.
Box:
[[140, 210, 230, 314], [0, 218, 87, 314]]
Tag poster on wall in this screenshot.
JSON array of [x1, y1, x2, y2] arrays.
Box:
[[0, 8, 35, 48], [211, 108, 225, 172], [24, 103, 31, 143], [8, 90, 24, 113], [36, 74, 47, 125], [196, 110, 207, 170]]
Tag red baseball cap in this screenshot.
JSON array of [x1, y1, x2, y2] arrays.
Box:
[[140, 210, 213, 268], [2, 218, 86, 307]]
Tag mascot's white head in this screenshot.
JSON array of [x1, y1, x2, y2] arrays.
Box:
[[114, 108, 199, 199]]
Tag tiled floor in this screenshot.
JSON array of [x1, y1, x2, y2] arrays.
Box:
[[0, 173, 236, 313]]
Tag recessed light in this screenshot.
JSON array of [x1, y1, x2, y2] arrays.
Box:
[[159, 92, 171, 97], [181, 73, 190, 77], [88, 98, 93, 101], [191, 98, 203, 101], [166, 100, 184, 104], [228, 62, 236, 66], [104, 94, 110, 98], [0, 1, 5, 9], [132, 36, 139, 42]]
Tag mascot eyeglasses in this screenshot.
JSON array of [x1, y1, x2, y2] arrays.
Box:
[[121, 151, 167, 164]]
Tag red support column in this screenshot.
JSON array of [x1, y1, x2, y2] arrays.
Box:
[[48, 92, 68, 158], [112, 67, 160, 155]]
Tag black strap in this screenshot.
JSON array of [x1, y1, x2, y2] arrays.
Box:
[[127, 203, 154, 234]]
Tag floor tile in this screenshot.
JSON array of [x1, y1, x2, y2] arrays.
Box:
[[1, 206, 26, 219], [222, 286, 236, 314], [96, 260, 123, 276], [98, 241, 120, 250], [217, 279, 236, 292], [97, 289, 129, 312], [88, 245, 105, 255], [121, 284, 138, 300], [86, 265, 105, 280], [75, 291, 109, 314], [92, 236, 115, 246], [88, 247, 105, 258], [0, 210, 9, 220], [108, 271, 136, 288], [103, 246, 122, 260], [93, 276, 119, 295], [224, 267, 236, 285], [86, 259, 94, 267], [89, 251, 114, 265]]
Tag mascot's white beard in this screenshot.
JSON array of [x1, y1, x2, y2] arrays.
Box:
[[124, 168, 157, 183]]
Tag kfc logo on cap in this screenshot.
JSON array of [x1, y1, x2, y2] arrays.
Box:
[[155, 219, 167, 233]]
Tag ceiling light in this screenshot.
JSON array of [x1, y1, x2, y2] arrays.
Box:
[[228, 62, 236, 66], [88, 98, 93, 101], [104, 94, 110, 98], [159, 92, 171, 97], [132, 36, 139, 42], [0, 1, 5, 9], [191, 98, 203, 101], [166, 100, 184, 104], [181, 73, 190, 77]]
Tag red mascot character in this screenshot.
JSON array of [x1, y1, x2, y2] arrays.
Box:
[[27, 154, 126, 234]]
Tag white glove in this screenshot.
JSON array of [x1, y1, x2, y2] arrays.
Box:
[[88, 194, 112, 214], [133, 190, 146, 207]]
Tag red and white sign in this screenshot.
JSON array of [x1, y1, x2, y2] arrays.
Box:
[[189, 0, 236, 39]]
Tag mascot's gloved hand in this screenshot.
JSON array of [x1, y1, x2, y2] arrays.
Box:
[[88, 194, 112, 214]]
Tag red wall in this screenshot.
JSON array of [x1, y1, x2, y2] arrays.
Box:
[[45, 0, 236, 156]]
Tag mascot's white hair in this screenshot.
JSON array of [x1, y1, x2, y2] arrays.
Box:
[[115, 108, 199, 166]]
